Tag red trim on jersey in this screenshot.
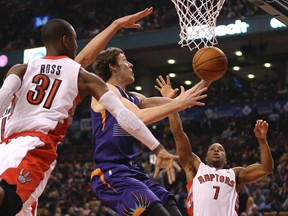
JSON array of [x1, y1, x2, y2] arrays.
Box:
[[31, 200, 37, 216], [0, 117, 7, 141], [1, 131, 56, 148], [235, 187, 239, 214], [186, 180, 194, 216], [75, 94, 81, 104], [8, 95, 17, 119], [43, 56, 69, 60]]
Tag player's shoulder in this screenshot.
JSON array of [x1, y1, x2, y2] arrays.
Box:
[[106, 84, 122, 97], [10, 63, 27, 70], [129, 91, 146, 103], [231, 166, 244, 175], [130, 91, 145, 98], [6, 64, 28, 78]]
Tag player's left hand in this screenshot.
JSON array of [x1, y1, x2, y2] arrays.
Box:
[[254, 119, 269, 141], [155, 75, 179, 98], [115, 7, 153, 29], [153, 145, 181, 184]]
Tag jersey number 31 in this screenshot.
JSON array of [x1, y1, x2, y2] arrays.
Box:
[[27, 74, 62, 109]]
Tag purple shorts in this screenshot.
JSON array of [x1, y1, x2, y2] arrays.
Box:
[[90, 162, 175, 215]]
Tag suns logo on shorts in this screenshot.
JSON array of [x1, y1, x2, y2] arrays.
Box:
[[122, 192, 150, 216]]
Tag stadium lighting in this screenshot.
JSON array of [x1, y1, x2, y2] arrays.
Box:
[[264, 63, 271, 68], [233, 66, 240, 71], [169, 73, 176, 78], [235, 51, 242, 56], [167, 59, 176, 64], [135, 86, 142, 91], [184, 80, 192, 85]]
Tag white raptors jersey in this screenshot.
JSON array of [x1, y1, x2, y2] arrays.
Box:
[[186, 162, 238, 216], [4, 56, 80, 142]]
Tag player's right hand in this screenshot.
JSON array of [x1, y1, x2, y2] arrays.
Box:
[[176, 82, 208, 110], [153, 145, 181, 184], [114, 7, 153, 29], [254, 119, 269, 141]]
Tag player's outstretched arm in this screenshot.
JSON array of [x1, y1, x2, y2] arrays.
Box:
[[139, 79, 208, 124], [233, 119, 274, 184], [78, 69, 179, 183], [155, 75, 202, 182], [75, 7, 153, 68], [132, 77, 211, 109], [96, 81, 207, 126]]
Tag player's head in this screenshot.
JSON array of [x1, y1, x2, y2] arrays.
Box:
[[41, 19, 78, 59], [92, 47, 134, 84], [205, 143, 227, 169]]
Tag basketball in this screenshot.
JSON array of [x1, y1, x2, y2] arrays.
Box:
[[192, 47, 228, 81]]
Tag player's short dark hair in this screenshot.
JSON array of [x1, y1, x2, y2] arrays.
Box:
[[92, 47, 124, 82], [41, 19, 73, 45]]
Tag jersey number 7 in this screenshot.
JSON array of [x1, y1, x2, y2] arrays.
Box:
[[213, 186, 220, 200]]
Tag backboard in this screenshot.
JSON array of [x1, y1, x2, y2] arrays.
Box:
[[249, 0, 288, 25]]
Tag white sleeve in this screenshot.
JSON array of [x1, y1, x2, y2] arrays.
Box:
[[0, 74, 21, 116], [99, 90, 160, 151]]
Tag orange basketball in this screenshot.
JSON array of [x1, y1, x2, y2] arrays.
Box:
[[192, 47, 228, 81]]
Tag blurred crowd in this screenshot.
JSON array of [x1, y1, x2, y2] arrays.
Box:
[[36, 79, 288, 216], [2, 1, 285, 216], [0, 0, 264, 52]]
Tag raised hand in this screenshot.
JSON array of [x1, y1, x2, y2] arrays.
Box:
[[153, 145, 181, 184], [254, 119, 269, 141], [155, 75, 179, 98], [175, 81, 208, 110], [114, 7, 153, 29]]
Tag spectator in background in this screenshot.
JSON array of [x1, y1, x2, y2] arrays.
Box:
[[258, 196, 273, 212], [221, 118, 238, 140], [0, 0, 265, 52], [253, 188, 266, 207], [238, 184, 254, 215], [248, 204, 263, 216]]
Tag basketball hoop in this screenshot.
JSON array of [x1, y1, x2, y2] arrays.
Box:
[[171, 0, 226, 51]]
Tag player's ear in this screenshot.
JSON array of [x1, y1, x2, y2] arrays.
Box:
[[62, 35, 69, 47], [224, 157, 228, 165], [109, 63, 117, 73]]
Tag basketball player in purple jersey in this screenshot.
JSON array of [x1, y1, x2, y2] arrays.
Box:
[[155, 75, 274, 216], [75, 7, 210, 216], [80, 47, 209, 215], [75, 6, 207, 184]]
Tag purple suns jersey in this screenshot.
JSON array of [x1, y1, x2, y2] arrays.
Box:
[[90, 86, 175, 215], [90, 86, 140, 163]]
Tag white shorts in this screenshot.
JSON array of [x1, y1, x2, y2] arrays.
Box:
[[0, 131, 57, 209]]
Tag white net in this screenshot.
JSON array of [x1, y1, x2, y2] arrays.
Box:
[[171, 0, 226, 51]]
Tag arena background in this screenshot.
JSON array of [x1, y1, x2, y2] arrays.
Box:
[[0, 0, 287, 215]]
